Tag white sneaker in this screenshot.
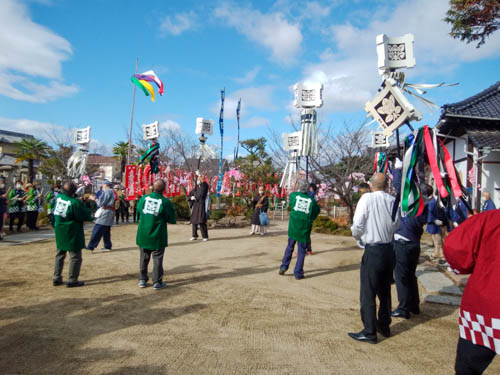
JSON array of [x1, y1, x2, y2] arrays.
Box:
[[260, 232, 264, 236], [190, 237, 197, 241], [249, 231, 254, 235], [202, 238, 208, 242]]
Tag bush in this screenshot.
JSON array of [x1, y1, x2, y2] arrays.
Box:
[[210, 209, 226, 221], [226, 205, 247, 217], [312, 215, 352, 236], [312, 216, 338, 234], [171, 195, 191, 220]]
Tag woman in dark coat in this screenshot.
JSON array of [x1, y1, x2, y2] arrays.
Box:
[[250, 185, 269, 236], [189, 175, 209, 241]]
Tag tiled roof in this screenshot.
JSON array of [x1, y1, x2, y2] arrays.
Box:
[[87, 154, 119, 164], [0, 129, 35, 144], [442, 81, 500, 119], [0, 154, 29, 167], [467, 129, 500, 149]]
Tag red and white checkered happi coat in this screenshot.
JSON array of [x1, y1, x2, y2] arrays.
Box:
[[444, 209, 500, 354]]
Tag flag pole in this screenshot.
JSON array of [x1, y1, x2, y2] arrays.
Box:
[[127, 58, 139, 164]]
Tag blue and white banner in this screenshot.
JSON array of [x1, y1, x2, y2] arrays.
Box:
[[234, 98, 241, 160], [216, 88, 225, 197]]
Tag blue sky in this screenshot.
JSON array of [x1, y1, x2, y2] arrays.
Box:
[[1, 0, 499, 158]]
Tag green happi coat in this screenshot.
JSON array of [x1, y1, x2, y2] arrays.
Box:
[[26, 188, 38, 211], [287, 192, 320, 244], [136, 192, 177, 250], [54, 193, 93, 252]]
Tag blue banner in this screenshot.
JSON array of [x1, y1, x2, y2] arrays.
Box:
[[234, 98, 241, 160], [216, 88, 225, 196]]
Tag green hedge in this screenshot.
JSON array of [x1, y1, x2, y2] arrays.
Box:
[[210, 209, 226, 221], [171, 196, 191, 220], [312, 216, 338, 233], [312, 216, 352, 236]]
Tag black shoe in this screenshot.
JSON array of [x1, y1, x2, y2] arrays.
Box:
[[85, 247, 94, 251], [410, 307, 420, 315], [348, 331, 377, 344], [53, 279, 63, 286], [391, 310, 410, 319], [278, 268, 287, 275], [295, 275, 305, 280], [376, 323, 391, 338], [67, 281, 85, 288]]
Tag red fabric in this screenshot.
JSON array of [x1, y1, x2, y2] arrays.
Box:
[[444, 210, 500, 353], [423, 126, 448, 198], [438, 138, 462, 199]]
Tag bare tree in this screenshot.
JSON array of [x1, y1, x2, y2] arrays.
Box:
[[268, 119, 373, 222]]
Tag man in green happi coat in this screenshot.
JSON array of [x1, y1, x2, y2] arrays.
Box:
[[279, 180, 320, 279], [53, 181, 94, 288], [136, 180, 176, 290]]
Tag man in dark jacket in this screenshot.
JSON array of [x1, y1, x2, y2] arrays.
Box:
[[136, 180, 176, 290], [391, 167, 429, 319], [189, 175, 209, 241]]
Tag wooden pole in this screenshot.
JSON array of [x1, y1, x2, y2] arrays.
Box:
[[127, 58, 139, 165]]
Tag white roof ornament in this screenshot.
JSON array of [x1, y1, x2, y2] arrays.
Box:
[[142, 121, 160, 140], [377, 33, 416, 75], [282, 132, 302, 152], [365, 79, 422, 136], [294, 82, 323, 109], [74, 126, 91, 145], [195, 118, 214, 135], [371, 132, 390, 148]]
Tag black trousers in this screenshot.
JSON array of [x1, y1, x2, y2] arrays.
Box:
[[360, 243, 395, 336], [26, 210, 38, 229], [53, 250, 82, 283], [9, 212, 24, 231], [455, 338, 496, 375], [192, 223, 208, 239], [140, 248, 165, 284], [394, 240, 420, 314]]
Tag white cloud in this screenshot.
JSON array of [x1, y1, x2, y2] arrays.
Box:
[[214, 3, 303, 65], [0, 0, 78, 102], [160, 11, 196, 36], [0, 116, 114, 155], [241, 116, 270, 129], [211, 86, 276, 120], [159, 119, 181, 132], [234, 66, 261, 85], [300, 0, 500, 113], [301, 1, 333, 20]]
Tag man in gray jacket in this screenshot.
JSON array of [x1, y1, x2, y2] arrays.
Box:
[[86, 180, 115, 252]]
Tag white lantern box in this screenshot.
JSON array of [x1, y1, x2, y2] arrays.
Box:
[[377, 33, 416, 72], [74, 126, 91, 145], [142, 121, 160, 140], [294, 82, 323, 109], [283, 131, 302, 152], [365, 80, 421, 136], [195, 118, 214, 135], [371, 132, 390, 148]]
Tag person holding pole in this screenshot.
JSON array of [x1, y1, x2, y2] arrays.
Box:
[[136, 180, 176, 290], [348, 172, 399, 344], [278, 180, 320, 280], [52, 181, 94, 288]]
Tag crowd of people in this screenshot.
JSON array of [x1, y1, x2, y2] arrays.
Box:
[[0, 178, 137, 241], [343, 160, 498, 374], [8, 164, 496, 374]]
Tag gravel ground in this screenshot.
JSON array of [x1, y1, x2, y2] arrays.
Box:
[[0, 221, 497, 374]]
